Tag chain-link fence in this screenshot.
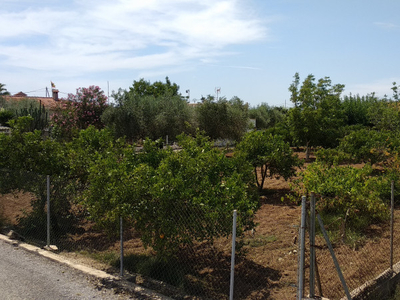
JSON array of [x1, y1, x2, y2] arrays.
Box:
[[298, 188, 399, 300], [0, 169, 399, 299], [0, 170, 281, 299]]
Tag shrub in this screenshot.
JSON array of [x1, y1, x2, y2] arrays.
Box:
[[81, 132, 259, 257], [337, 129, 392, 164], [0, 108, 14, 126], [51, 86, 108, 140], [0, 124, 72, 238], [314, 148, 351, 166], [290, 162, 389, 233]]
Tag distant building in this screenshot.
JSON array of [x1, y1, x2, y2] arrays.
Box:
[[3, 89, 59, 110]]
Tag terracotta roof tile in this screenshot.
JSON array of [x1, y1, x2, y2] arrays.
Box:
[[3, 95, 59, 110]]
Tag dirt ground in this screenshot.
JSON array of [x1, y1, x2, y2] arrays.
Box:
[[1, 151, 399, 300]]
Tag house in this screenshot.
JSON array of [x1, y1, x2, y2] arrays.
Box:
[[4, 88, 60, 111]]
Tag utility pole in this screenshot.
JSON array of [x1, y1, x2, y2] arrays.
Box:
[[215, 87, 221, 101], [107, 81, 110, 104]]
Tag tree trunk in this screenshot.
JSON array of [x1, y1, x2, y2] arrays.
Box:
[[254, 167, 260, 190], [259, 165, 268, 193]]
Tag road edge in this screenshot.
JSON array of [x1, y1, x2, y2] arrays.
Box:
[[0, 233, 173, 300]]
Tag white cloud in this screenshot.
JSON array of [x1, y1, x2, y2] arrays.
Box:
[[0, 0, 268, 78], [374, 22, 399, 30], [347, 78, 400, 98], [0, 8, 74, 38]]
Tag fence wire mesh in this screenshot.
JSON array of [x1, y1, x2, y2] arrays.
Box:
[[1, 169, 399, 299], [300, 198, 396, 300]]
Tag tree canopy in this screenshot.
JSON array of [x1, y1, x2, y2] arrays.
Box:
[[236, 130, 302, 192], [287, 73, 346, 157], [129, 77, 180, 98], [196, 95, 249, 141], [103, 78, 194, 142]]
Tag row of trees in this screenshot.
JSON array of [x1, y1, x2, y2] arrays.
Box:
[[0, 79, 250, 143], [2, 76, 399, 150], [40, 78, 249, 143], [0, 120, 266, 256], [0, 78, 303, 256], [2, 74, 400, 250], [104, 80, 250, 143], [283, 76, 400, 246]]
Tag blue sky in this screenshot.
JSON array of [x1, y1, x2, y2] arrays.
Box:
[[1, 0, 399, 107]]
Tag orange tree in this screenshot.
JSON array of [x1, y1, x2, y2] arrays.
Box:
[[80, 131, 259, 257], [0, 116, 71, 238], [235, 130, 302, 193], [290, 162, 390, 246]]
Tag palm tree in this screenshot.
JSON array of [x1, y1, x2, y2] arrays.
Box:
[[0, 83, 10, 96]]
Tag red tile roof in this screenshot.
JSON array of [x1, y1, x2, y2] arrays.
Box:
[[4, 95, 59, 110]]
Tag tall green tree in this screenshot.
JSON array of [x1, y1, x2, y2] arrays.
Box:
[[129, 77, 180, 98], [248, 103, 286, 130], [196, 95, 249, 141], [287, 73, 346, 158], [367, 100, 400, 131], [103, 78, 194, 142], [392, 81, 400, 101], [341, 93, 377, 127]]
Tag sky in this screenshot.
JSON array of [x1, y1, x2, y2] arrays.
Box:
[[1, 0, 399, 107]]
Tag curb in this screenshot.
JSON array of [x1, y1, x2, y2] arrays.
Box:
[[0, 234, 173, 300]]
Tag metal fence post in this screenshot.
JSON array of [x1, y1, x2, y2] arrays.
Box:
[[298, 196, 307, 300], [317, 214, 352, 300], [47, 175, 50, 246], [309, 192, 316, 298], [229, 210, 237, 300], [120, 216, 124, 277], [391, 180, 394, 271]]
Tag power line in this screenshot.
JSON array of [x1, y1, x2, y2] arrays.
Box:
[[24, 87, 46, 94], [21, 87, 71, 97]]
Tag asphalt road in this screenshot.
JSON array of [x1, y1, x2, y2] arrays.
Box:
[[0, 240, 134, 300]]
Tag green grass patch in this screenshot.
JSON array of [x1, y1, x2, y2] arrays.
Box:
[[80, 250, 212, 297], [86, 251, 119, 265], [243, 235, 277, 248], [317, 213, 369, 249], [391, 284, 400, 300], [122, 254, 190, 288]]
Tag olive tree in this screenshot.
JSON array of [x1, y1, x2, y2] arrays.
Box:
[[195, 95, 249, 141], [103, 77, 195, 142]]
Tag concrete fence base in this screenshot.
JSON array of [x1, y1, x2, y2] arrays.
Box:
[[340, 261, 400, 300]]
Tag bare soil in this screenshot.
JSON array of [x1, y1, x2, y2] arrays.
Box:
[[1, 151, 399, 300]]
